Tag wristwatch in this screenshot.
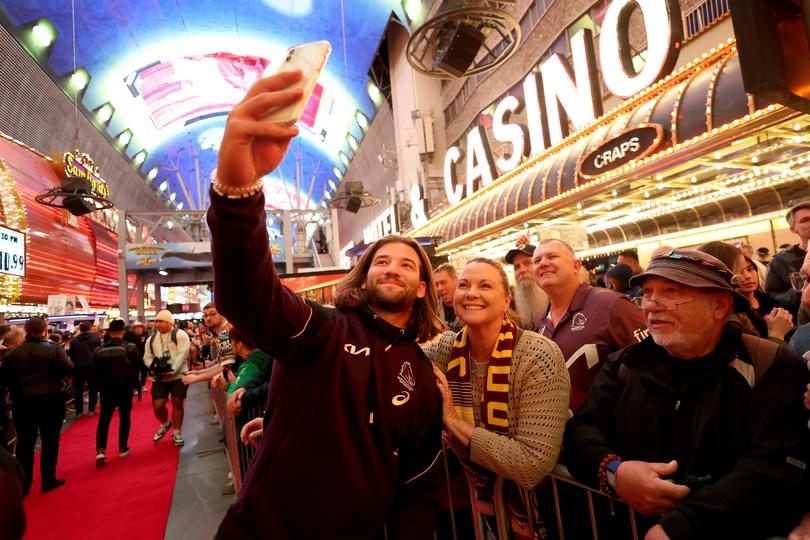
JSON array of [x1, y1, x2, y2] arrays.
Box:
[[605, 459, 622, 493]]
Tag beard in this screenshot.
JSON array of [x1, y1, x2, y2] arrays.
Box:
[[364, 278, 416, 313], [513, 276, 549, 329]]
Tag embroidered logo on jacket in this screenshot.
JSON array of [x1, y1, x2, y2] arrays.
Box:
[[344, 343, 371, 356], [392, 362, 415, 406], [571, 313, 587, 332]]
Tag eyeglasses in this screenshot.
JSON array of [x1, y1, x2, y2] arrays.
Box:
[[790, 272, 810, 292], [658, 250, 735, 282], [633, 291, 706, 311]]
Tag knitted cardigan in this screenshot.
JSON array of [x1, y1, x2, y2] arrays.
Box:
[[423, 329, 570, 489]]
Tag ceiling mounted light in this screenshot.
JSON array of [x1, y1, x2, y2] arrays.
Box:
[[347, 133, 360, 152], [31, 19, 57, 47], [166, 220, 174, 229], [132, 150, 147, 168], [158, 269, 168, 276], [367, 82, 383, 108], [116, 129, 133, 149], [355, 111, 370, 133], [69, 68, 90, 91], [93, 102, 115, 125]]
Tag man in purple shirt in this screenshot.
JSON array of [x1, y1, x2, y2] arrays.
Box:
[[533, 239, 646, 411]]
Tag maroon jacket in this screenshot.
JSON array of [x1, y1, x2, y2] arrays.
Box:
[[538, 284, 647, 411], [208, 191, 442, 539]]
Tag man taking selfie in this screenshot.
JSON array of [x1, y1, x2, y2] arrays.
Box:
[[208, 69, 444, 540]]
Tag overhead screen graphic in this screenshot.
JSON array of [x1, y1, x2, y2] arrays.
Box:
[[0, 0, 403, 212]]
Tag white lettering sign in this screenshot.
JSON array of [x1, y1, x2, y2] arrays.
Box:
[[409, 184, 429, 228], [363, 205, 399, 244], [492, 95, 528, 173], [600, 0, 681, 97], [442, 0, 680, 205]]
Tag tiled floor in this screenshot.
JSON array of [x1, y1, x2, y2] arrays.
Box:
[[164, 383, 233, 539]]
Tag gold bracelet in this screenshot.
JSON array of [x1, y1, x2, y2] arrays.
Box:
[[210, 168, 264, 199]]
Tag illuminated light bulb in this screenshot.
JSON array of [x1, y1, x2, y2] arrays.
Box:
[[70, 71, 88, 91], [157, 180, 168, 193], [691, 176, 698, 183], [117, 130, 132, 146], [32, 22, 55, 47], [133, 151, 146, 166], [177, 202, 184, 210], [146, 167, 158, 181], [169, 192, 177, 202], [96, 103, 114, 122]]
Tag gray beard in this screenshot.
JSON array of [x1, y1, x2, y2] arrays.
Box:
[[513, 278, 549, 329]]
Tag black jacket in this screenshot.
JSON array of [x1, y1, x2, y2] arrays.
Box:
[[208, 190, 443, 540], [564, 325, 810, 539], [93, 337, 140, 391], [2, 337, 73, 399], [764, 244, 806, 315], [68, 331, 101, 369]]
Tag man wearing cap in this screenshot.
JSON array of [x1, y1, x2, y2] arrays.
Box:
[[532, 239, 646, 412], [756, 246, 771, 265], [766, 201, 810, 316], [507, 241, 549, 330], [93, 319, 140, 466], [143, 310, 190, 447], [564, 249, 810, 539]]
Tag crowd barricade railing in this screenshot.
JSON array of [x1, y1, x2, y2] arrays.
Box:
[[208, 387, 263, 492], [448, 452, 639, 540], [3, 396, 15, 452]]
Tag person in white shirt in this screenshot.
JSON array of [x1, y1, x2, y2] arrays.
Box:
[[143, 310, 190, 447]]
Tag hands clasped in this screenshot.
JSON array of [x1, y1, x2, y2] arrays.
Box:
[[615, 460, 690, 516]]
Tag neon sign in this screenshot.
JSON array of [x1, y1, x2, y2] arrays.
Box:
[[443, 0, 681, 205], [57, 151, 110, 199], [578, 124, 663, 178]]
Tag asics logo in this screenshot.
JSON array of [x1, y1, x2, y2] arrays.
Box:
[[344, 343, 370, 356]]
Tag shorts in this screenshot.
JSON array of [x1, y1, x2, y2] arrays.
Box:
[[150, 378, 188, 401]]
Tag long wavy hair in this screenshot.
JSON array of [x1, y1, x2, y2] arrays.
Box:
[[335, 235, 444, 342]]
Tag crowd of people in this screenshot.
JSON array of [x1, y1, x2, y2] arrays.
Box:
[[0, 69, 808, 540], [198, 70, 810, 540]]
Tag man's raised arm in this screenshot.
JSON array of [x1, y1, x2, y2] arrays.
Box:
[[206, 70, 312, 354]]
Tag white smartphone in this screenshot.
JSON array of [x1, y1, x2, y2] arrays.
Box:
[[261, 40, 332, 125]]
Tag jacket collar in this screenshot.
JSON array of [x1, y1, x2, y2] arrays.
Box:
[[355, 303, 416, 343], [621, 323, 747, 388]]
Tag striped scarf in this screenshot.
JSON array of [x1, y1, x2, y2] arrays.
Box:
[[446, 315, 515, 434]]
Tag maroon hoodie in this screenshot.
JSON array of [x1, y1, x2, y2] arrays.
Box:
[[208, 190, 442, 539]]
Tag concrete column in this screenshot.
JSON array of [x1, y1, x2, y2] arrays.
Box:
[[117, 209, 130, 323], [135, 274, 145, 321]]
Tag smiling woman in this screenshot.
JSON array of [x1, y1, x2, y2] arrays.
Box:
[[422, 257, 570, 538]]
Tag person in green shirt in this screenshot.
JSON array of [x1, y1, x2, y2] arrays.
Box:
[[214, 327, 270, 403]]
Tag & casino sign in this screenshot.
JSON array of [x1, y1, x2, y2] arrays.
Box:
[[443, 0, 682, 205]]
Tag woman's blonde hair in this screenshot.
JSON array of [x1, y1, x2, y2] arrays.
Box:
[[335, 235, 444, 342]]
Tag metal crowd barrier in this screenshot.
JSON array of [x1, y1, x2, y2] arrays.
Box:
[[209, 387, 262, 492], [450, 456, 639, 540]]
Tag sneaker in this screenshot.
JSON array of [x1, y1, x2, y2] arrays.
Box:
[[119, 447, 132, 457], [153, 421, 172, 442], [172, 431, 184, 447], [96, 451, 107, 467], [221, 480, 236, 495]]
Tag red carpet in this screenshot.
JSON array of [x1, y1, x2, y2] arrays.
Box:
[[22, 389, 180, 540]]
